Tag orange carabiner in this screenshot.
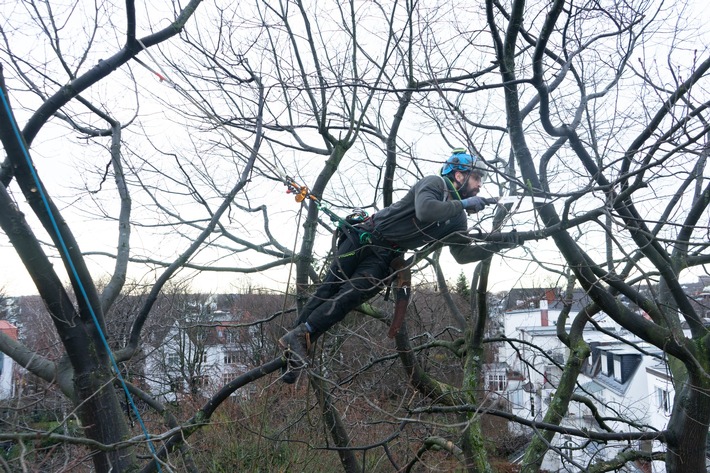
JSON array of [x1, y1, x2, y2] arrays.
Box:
[[295, 185, 309, 202]]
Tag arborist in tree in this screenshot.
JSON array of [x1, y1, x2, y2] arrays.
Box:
[[279, 148, 519, 383]]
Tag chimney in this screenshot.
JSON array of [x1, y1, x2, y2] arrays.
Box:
[[540, 300, 549, 326]]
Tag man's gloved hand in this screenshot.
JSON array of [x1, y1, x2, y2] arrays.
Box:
[[461, 196, 488, 213]]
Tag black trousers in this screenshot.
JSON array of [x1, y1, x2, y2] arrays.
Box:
[[296, 229, 399, 334]]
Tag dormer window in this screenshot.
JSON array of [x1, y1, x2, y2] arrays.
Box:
[[613, 356, 622, 382]]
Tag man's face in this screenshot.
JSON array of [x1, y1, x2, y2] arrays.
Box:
[[454, 171, 483, 199]]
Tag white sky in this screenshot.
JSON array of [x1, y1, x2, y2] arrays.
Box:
[[1, 0, 709, 297]]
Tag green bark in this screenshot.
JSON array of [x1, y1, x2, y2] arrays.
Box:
[[460, 262, 494, 473], [521, 339, 590, 473], [460, 338, 494, 473], [664, 339, 710, 473]]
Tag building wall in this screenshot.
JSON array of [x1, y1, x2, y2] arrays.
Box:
[[143, 320, 257, 401], [500, 304, 671, 471], [0, 321, 18, 400]]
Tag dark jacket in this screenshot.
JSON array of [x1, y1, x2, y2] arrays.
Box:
[[371, 175, 500, 263]]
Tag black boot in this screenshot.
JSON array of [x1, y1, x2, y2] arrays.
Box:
[[278, 324, 313, 384]]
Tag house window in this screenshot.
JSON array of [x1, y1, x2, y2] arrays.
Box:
[[221, 372, 234, 385], [224, 352, 240, 365], [564, 435, 574, 460], [486, 373, 507, 392], [194, 351, 207, 364], [606, 354, 615, 378], [167, 353, 180, 367], [509, 389, 524, 408], [613, 357, 622, 382], [225, 330, 239, 344], [543, 365, 562, 388], [656, 387, 671, 414], [191, 375, 209, 388]]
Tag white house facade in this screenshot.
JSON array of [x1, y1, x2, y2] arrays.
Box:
[[493, 288, 688, 472], [0, 321, 18, 400], [143, 309, 261, 402]]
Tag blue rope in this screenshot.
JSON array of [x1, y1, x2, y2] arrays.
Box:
[[0, 88, 164, 471]]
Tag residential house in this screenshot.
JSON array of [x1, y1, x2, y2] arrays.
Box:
[[0, 320, 18, 400], [493, 286, 678, 471], [143, 303, 264, 402]]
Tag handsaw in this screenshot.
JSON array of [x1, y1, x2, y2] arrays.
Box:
[[496, 195, 552, 205]]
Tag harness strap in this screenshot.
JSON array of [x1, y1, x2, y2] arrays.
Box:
[[358, 217, 401, 250], [388, 256, 411, 338]]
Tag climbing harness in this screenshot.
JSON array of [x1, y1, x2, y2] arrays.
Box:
[[281, 173, 412, 336]]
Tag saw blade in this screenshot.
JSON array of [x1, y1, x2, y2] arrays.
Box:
[[497, 195, 552, 205]]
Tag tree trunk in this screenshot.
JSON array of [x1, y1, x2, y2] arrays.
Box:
[[520, 340, 589, 472], [295, 144, 350, 309], [310, 374, 362, 473], [665, 372, 710, 473], [460, 262, 494, 473], [74, 367, 134, 472]]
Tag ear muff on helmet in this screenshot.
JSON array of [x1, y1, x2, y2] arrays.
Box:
[[441, 148, 485, 178]]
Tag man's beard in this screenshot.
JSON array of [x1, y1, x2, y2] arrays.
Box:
[[458, 179, 477, 199]]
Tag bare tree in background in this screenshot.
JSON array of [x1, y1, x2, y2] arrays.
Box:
[[481, 0, 710, 471], [0, 1, 238, 471]]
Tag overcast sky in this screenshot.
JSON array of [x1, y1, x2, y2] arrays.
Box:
[[1, 0, 709, 297]]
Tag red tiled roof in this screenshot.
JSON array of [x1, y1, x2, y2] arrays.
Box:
[[0, 321, 18, 340]]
